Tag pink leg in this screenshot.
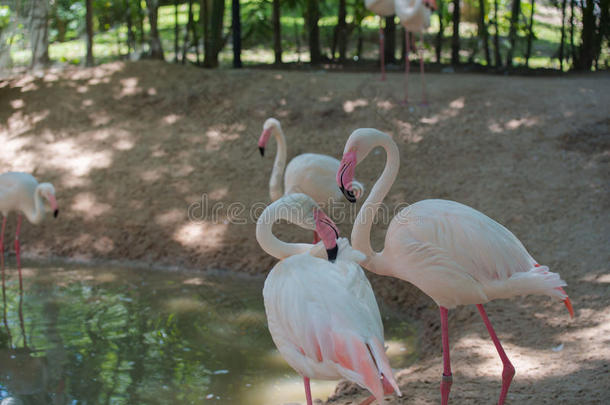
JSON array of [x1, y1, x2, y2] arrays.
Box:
[[403, 30, 410, 105], [379, 23, 386, 81], [440, 306, 453, 405], [359, 396, 375, 405], [1, 216, 6, 288], [304, 377, 313, 405], [313, 231, 320, 244], [418, 31, 428, 106], [15, 214, 22, 291], [476, 304, 515, 405]]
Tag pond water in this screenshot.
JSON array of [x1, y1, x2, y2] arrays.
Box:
[[0, 261, 417, 405]]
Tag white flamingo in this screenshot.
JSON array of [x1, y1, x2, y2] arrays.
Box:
[[364, 1, 396, 81], [335, 128, 574, 405], [395, 0, 437, 105], [257, 193, 401, 405], [0, 172, 58, 288], [257, 118, 364, 241]]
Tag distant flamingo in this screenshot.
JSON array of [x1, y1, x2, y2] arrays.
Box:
[[257, 193, 401, 405], [0, 172, 59, 289], [258, 118, 364, 242], [364, 1, 396, 81], [395, 0, 437, 104], [336, 128, 574, 405]]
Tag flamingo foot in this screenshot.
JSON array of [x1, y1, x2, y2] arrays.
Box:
[[440, 373, 453, 405], [498, 362, 515, 405]]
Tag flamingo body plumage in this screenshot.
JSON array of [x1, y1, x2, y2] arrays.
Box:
[[257, 194, 400, 404]]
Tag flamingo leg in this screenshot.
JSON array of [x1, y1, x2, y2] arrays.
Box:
[[1, 216, 6, 289], [476, 304, 515, 405], [15, 214, 22, 291], [359, 395, 376, 405], [440, 306, 453, 405], [313, 231, 320, 244], [379, 21, 386, 81], [418, 31, 428, 106], [403, 29, 410, 105], [304, 377, 313, 405]]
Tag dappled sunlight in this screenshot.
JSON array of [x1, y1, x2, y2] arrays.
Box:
[[164, 296, 209, 313], [117, 77, 140, 97], [343, 98, 368, 113], [70, 192, 112, 220], [155, 208, 186, 227], [45, 138, 113, 186], [252, 375, 336, 405], [173, 222, 228, 250]]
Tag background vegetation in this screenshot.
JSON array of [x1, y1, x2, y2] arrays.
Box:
[[0, 0, 608, 74]]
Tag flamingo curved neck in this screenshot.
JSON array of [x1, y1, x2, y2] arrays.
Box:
[[25, 188, 46, 225], [269, 126, 288, 201], [351, 134, 400, 270], [256, 201, 313, 260]]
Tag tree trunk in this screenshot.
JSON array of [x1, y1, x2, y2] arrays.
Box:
[[232, 0, 241, 68], [595, 0, 609, 69], [272, 0, 282, 64], [569, 0, 575, 64], [203, 0, 225, 68], [125, 0, 135, 56], [174, 0, 179, 62], [524, 0, 535, 67], [145, 0, 164, 60], [85, 0, 94, 66], [493, 0, 502, 67], [478, 0, 491, 65], [306, 0, 321, 64], [506, 0, 521, 66], [575, 0, 595, 70], [136, 0, 145, 46], [182, 0, 195, 64], [336, 0, 347, 62], [357, 25, 363, 60], [558, 0, 567, 71], [451, 0, 460, 65], [29, 0, 50, 68], [384, 16, 396, 64], [436, 0, 443, 63]]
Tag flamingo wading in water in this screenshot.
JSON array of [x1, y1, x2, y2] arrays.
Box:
[[336, 128, 574, 405], [0, 172, 59, 289], [257, 193, 401, 405], [257, 118, 364, 242]]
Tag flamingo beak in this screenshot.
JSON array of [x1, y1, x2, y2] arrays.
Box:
[[48, 194, 59, 218], [314, 208, 340, 262], [337, 151, 358, 203], [258, 128, 272, 157]]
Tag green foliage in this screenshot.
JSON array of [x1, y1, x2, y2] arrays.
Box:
[[0, 6, 10, 31]]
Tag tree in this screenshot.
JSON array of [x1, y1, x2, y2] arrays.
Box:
[[272, 0, 281, 64], [333, 0, 348, 62], [384, 16, 397, 65], [203, 0, 225, 68], [524, 0, 536, 67], [506, 0, 521, 66], [451, 0, 460, 65], [174, 0, 179, 62], [306, 0, 321, 64], [436, 1, 444, 63], [29, 0, 50, 68], [232, 0, 241, 68], [558, 0, 567, 70], [145, 0, 164, 60], [575, 0, 596, 70], [478, 0, 491, 65], [493, 0, 502, 67], [124, 0, 136, 56], [85, 0, 94, 66]]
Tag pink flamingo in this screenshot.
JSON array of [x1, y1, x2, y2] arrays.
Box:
[[257, 118, 364, 242], [395, 0, 438, 105], [257, 193, 401, 405], [336, 128, 574, 405], [364, 1, 396, 81], [0, 172, 58, 289]]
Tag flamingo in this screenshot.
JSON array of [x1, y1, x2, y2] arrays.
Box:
[[395, 0, 437, 105], [257, 118, 364, 242], [335, 128, 574, 405], [364, 1, 396, 81], [0, 172, 59, 289], [257, 193, 401, 405]]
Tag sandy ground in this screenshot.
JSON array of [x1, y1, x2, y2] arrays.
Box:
[[0, 61, 609, 404]]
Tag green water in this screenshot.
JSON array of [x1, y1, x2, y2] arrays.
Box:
[[0, 262, 416, 405]]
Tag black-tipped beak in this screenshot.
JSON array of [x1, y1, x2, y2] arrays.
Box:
[[53, 209, 59, 218], [339, 186, 357, 203], [326, 245, 338, 262], [259, 147, 265, 157]]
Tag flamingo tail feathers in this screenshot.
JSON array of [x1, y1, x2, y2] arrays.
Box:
[[534, 264, 575, 318], [368, 337, 402, 397]]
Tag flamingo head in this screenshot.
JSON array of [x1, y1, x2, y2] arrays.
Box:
[[38, 183, 58, 218], [258, 118, 280, 157], [423, 0, 438, 11], [313, 208, 339, 262], [337, 150, 358, 203]]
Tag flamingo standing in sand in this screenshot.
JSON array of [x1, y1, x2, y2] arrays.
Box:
[[258, 118, 364, 241], [335, 128, 574, 405], [395, 0, 437, 105], [0, 172, 59, 289], [257, 193, 401, 405], [364, 1, 395, 81]]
